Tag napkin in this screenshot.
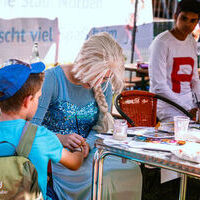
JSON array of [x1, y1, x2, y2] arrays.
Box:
[[96, 134, 132, 145], [171, 142, 200, 163]]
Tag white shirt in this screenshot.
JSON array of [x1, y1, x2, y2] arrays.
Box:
[[149, 30, 200, 121]]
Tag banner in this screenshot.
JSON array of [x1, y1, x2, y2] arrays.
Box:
[[87, 0, 153, 63], [0, 18, 59, 64], [0, 0, 152, 63], [87, 23, 153, 63]]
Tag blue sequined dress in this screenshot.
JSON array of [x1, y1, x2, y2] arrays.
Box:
[[32, 66, 142, 200]]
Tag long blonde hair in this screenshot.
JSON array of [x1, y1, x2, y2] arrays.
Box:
[[72, 32, 125, 132]]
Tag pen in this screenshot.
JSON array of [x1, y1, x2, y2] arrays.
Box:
[[99, 132, 136, 137], [99, 132, 113, 136]]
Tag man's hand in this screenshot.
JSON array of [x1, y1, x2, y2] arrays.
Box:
[[57, 133, 85, 151], [188, 107, 198, 120]]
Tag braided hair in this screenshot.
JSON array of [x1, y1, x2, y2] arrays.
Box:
[[72, 32, 125, 133]]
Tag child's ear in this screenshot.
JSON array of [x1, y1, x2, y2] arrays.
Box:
[[22, 95, 33, 109]]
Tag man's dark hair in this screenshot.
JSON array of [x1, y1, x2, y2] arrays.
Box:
[[0, 72, 44, 113], [175, 0, 200, 18]]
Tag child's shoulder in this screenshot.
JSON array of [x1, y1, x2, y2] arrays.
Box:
[[34, 125, 61, 144], [33, 125, 63, 156], [35, 124, 55, 137]]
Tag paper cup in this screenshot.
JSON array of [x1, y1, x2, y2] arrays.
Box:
[[113, 119, 128, 140], [174, 116, 190, 142]]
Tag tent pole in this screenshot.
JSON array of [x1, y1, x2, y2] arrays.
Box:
[[130, 0, 139, 63]]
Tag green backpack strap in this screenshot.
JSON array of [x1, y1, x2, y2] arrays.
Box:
[[16, 121, 38, 157]]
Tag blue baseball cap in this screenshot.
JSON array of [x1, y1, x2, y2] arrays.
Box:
[[0, 59, 45, 101]]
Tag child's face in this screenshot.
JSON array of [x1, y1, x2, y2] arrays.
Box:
[[26, 87, 42, 121], [175, 11, 199, 36]]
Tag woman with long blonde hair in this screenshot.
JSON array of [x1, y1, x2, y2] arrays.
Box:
[[33, 32, 142, 200]]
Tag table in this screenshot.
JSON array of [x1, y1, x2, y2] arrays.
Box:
[[91, 138, 200, 200], [125, 63, 149, 90]]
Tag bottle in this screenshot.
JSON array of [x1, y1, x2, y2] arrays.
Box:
[[30, 42, 40, 63]]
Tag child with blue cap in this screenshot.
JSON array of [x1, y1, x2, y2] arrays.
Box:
[[0, 59, 86, 200]]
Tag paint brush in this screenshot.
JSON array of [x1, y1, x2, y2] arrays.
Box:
[[75, 114, 80, 135]]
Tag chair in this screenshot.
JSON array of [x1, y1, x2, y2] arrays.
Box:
[[114, 90, 192, 199], [114, 90, 193, 127]]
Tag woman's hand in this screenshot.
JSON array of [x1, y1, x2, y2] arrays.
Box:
[[82, 142, 90, 158], [57, 133, 86, 151]]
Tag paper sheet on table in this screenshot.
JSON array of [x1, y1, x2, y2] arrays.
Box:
[[127, 127, 155, 136], [96, 134, 132, 145], [128, 141, 178, 152], [171, 142, 200, 163]]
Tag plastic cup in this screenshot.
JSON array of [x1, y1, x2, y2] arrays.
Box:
[[174, 116, 190, 143], [113, 119, 128, 140]]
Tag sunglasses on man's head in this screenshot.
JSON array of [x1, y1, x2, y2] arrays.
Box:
[[1, 59, 31, 69]]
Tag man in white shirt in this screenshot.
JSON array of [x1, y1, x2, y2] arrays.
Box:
[[149, 0, 200, 122]]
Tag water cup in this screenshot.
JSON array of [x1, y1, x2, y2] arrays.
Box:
[[174, 116, 190, 143], [113, 119, 128, 140]]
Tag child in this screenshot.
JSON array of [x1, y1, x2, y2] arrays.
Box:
[[0, 59, 85, 200]]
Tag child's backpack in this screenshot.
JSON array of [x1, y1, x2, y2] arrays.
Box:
[[0, 122, 43, 200]]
